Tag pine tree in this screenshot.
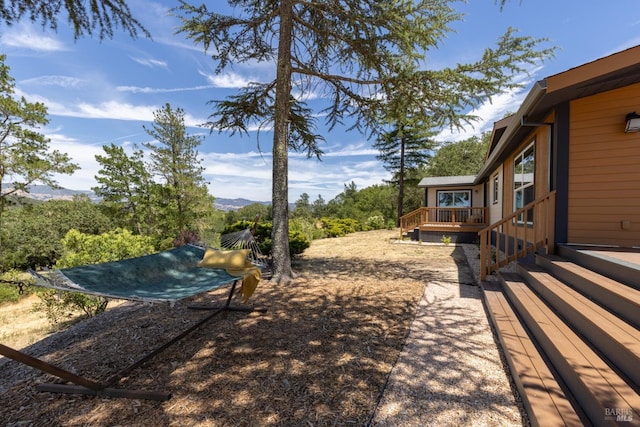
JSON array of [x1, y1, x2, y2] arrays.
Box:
[[143, 103, 212, 240], [0, 55, 78, 270], [176, 0, 554, 282]]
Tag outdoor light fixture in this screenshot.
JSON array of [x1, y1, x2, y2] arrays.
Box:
[[624, 112, 640, 133]]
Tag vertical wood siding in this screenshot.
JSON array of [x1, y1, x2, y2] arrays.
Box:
[[568, 83, 640, 247]]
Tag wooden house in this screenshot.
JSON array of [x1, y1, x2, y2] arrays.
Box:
[[402, 45, 640, 425]]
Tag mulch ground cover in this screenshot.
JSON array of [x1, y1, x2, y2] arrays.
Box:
[[0, 230, 455, 426]]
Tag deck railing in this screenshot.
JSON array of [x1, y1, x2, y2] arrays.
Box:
[[479, 191, 556, 280], [400, 207, 487, 236]]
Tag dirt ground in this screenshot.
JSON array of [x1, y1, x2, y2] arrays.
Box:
[[0, 230, 478, 426]]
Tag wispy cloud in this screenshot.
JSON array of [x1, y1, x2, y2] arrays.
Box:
[[130, 56, 169, 69], [117, 84, 214, 94], [200, 70, 257, 88], [435, 67, 542, 143], [0, 25, 67, 52], [20, 75, 86, 88]]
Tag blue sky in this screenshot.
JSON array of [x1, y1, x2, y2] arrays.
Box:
[[1, 1, 639, 203]]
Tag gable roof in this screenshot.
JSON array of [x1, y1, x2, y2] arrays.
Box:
[[476, 44, 640, 183]]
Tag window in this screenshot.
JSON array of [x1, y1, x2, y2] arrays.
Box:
[[437, 190, 471, 222], [492, 174, 499, 204], [513, 142, 534, 223]]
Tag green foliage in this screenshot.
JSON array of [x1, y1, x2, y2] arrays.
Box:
[[320, 217, 363, 238], [222, 220, 309, 257], [225, 203, 272, 225], [56, 228, 154, 268], [0, 283, 21, 305], [143, 103, 212, 240], [34, 288, 109, 325], [441, 235, 452, 245], [0, 55, 80, 270], [35, 228, 156, 324], [1, 197, 114, 270], [93, 144, 155, 235], [425, 132, 491, 177], [0, 0, 149, 40], [0, 270, 32, 305], [365, 215, 386, 230], [289, 217, 325, 242]]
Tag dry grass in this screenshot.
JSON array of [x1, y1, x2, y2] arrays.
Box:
[[0, 294, 53, 350], [0, 230, 513, 426]]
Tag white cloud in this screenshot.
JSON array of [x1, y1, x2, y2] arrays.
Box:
[[20, 75, 86, 88], [0, 25, 67, 52], [117, 84, 214, 94], [435, 67, 542, 143], [200, 70, 257, 88], [129, 56, 169, 69], [72, 101, 157, 121]]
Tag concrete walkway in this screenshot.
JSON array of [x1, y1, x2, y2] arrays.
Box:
[[371, 244, 524, 426]]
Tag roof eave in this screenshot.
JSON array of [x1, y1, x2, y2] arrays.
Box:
[[474, 80, 547, 183]]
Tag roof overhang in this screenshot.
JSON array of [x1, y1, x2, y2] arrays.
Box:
[[475, 44, 640, 183], [418, 175, 477, 188]]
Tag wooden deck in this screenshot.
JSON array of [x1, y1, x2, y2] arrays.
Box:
[[482, 247, 640, 426]]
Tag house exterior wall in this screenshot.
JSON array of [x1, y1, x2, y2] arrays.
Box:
[[567, 82, 640, 247], [489, 164, 503, 225], [501, 123, 552, 218]]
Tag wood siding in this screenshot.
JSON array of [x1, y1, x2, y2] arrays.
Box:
[[499, 123, 552, 240], [489, 165, 503, 225], [568, 82, 640, 247], [502, 124, 552, 217]]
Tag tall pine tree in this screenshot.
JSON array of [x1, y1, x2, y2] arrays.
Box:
[[176, 0, 554, 282], [143, 103, 212, 241]]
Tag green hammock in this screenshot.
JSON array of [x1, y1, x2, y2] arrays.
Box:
[[30, 245, 238, 303]]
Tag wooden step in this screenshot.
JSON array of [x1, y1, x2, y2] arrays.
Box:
[[558, 245, 640, 290], [482, 281, 583, 427], [500, 272, 640, 426], [536, 254, 640, 328], [518, 263, 640, 389]]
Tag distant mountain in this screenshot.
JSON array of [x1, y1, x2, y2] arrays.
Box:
[[214, 197, 270, 212], [5, 184, 100, 202], [5, 184, 269, 211]]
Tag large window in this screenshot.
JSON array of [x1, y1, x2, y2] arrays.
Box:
[[514, 142, 535, 223], [437, 190, 471, 222]]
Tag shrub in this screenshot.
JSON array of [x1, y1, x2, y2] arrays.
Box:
[[320, 217, 363, 237], [222, 220, 310, 257], [35, 228, 155, 326], [34, 288, 108, 324], [365, 215, 385, 230]]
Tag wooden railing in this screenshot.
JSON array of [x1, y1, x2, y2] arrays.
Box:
[[479, 191, 556, 280], [400, 207, 488, 236]]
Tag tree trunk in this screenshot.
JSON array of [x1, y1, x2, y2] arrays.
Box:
[[271, 0, 294, 283], [396, 135, 406, 227]]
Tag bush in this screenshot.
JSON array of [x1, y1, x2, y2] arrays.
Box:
[[0, 270, 33, 305], [34, 228, 155, 326], [222, 220, 310, 257], [320, 217, 363, 237], [34, 288, 108, 324], [365, 215, 385, 230]]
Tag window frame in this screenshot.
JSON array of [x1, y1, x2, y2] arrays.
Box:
[[513, 141, 535, 225]]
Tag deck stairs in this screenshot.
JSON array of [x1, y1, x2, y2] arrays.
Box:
[[482, 245, 640, 426]]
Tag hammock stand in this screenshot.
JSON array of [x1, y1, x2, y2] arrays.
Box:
[[0, 244, 267, 401]]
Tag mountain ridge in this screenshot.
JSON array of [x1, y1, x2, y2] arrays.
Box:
[[4, 184, 269, 211]]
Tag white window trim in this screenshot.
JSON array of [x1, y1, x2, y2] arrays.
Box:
[[513, 141, 535, 225]]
